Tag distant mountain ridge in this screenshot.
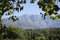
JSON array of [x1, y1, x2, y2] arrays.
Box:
[[2, 14, 60, 29]]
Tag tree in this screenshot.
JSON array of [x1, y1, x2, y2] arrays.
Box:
[[0, 26, 26, 40], [0, 0, 26, 39], [6, 26, 25, 39], [0, 0, 60, 39], [38, 0, 60, 19]]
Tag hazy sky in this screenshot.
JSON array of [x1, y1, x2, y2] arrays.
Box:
[[2, 0, 60, 19]]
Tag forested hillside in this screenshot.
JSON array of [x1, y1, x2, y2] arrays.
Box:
[[1, 26, 60, 40]]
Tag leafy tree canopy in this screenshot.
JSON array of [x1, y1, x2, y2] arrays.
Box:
[[0, 0, 60, 21], [38, 0, 60, 19]]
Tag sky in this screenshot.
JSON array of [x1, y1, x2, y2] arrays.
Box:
[[2, 0, 60, 19]]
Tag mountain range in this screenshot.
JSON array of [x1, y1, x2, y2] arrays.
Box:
[[2, 14, 60, 29]]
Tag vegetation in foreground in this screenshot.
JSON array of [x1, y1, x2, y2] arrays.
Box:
[[0, 26, 60, 40]]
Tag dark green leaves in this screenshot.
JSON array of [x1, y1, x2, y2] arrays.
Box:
[[20, 6, 23, 11], [38, 0, 60, 20], [8, 9, 13, 15], [57, 14, 60, 18], [50, 14, 60, 20], [17, 1, 20, 4], [50, 16, 56, 20], [0, 0, 60, 21], [15, 7, 19, 10], [30, 0, 35, 3], [23, 0, 26, 3], [43, 0, 48, 3], [37, 2, 41, 8], [20, 0, 23, 4], [59, 0, 60, 2], [48, 10, 53, 15], [53, 12, 57, 15], [18, 0, 26, 4], [54, 5, 59, 11], [8, 16, 19, 22], [12, 0, 15, 1]]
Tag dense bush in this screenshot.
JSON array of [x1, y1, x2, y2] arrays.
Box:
[[1, 26, 60, 40]]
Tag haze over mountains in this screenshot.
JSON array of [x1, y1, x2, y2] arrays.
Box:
[[2, 14, 60, 29]]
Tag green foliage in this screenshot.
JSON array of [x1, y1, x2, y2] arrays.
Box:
[[0, 25, 60, 40], [30, 0, 35, 3], [0, 0, 60, 22], [37, 0, 60, 19], [0, 0, 27, 22], [0, 0, 60, 21], [23, 28, 60, 40], [8, 26, 23, 35], [1, 26, 25, 40]]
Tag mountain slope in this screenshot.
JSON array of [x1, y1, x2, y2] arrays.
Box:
[[2, 14, 60, 29], [2, 14, 48, 29]]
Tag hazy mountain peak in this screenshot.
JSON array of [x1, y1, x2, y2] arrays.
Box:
[[2, 14, 60, 29]]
